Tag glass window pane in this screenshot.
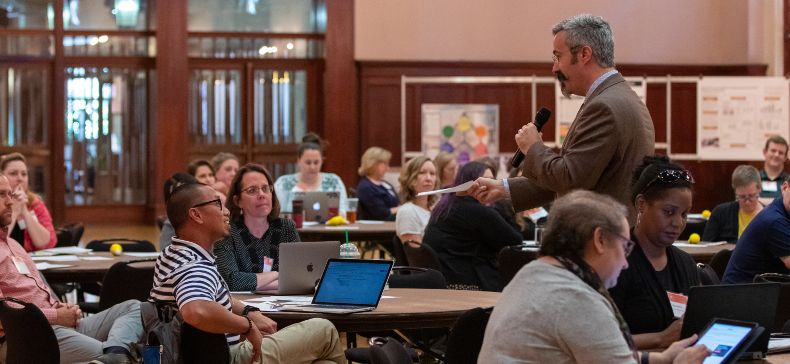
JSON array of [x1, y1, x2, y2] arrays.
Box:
[[0, 67, 48, 146], [188, 69, 242, 145], [65, 67, 147, 206], [0, 1, 51, 29], [62, 0, 151, 31], [253, 69, 305, 145], [188, 0, 325, 33]]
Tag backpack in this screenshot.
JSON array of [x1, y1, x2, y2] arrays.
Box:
[[139, 302, 183, 364]]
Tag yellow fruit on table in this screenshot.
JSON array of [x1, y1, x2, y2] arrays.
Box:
[[689, 233, 700, 244], [702, 210, 711, 218], [326, 216, 348, 226], [110, 243, 123, 256]]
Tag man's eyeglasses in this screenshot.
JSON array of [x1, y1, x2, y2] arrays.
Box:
[[735, 193, 759, 202], [192, 198, 222, 210], [0, 191, 17, 201], [641, 170, 695, 195], [242, 185, 274, 196], [605, 229, 635, 257]]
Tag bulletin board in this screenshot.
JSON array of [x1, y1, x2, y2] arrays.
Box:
[[421, 104, 499, 165]]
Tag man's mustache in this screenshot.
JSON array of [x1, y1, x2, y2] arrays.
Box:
[[556, 71, 568, 82]]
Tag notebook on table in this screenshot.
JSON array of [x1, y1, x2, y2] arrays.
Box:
[[294, 191, 340, 223], [279, 258, 394, 314], [273, 241, 341, 295]]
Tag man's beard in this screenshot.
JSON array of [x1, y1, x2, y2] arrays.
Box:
[[557, 70, 570, 98]]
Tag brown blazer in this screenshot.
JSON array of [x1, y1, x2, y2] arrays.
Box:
[[509, 72, 655, 220]]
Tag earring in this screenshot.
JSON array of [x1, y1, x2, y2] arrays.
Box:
[[240, 209, 243, 215], [636, 213, 641, 227]]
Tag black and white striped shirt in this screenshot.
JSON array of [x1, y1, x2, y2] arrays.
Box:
[[149, 237, 239, 346]]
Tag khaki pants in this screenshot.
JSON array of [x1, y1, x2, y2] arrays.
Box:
[[230, 318, 345, 364]]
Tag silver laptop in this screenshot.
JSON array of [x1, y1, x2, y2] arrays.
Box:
[[294, 191, 340, 223], [279, 258, 394, 314], [274, 241, 341, 295]]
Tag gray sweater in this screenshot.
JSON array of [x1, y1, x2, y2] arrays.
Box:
[[478, 260, 637, 364]]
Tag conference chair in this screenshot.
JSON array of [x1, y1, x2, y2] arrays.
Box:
[[402, 241, 442, 272], [181, 322, 231, 364], [442, 306, 494, 364], [753, 273, 790, 333], [78, 259, 156, 314], [0, 297, 60, 364], [55, 222, 84, 247], [389, 267, 446, 289], [391, 236, 409, 267], [708, 249, 733, 280], [156, 215, 167, 230], [85, 238, 156, 252], [696, 263, 721, 285], [497, 245, 538, 289], [369, 337, 414, 364]]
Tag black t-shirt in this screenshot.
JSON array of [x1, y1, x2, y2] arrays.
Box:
[[655, 264, 680, 294]]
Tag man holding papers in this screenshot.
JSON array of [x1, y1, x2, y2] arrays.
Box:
[[462, 14, 654, 222]]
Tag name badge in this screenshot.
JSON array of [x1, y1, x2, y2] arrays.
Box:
[[12, 256, 30, 275], [667, 292, 688, 318], [262, 257, 273, 272], [763, 181, 779, 192]]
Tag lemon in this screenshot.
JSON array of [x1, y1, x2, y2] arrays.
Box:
[[326, 216, 348, 226], [702, 210, 711, 219], [110, 243, 123, 256], [689, 233, 701, 244]]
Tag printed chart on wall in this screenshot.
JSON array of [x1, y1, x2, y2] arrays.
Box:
[[421, 104, 499, 165], [697, 77, 790, 160], [554, 77, 646, 146]]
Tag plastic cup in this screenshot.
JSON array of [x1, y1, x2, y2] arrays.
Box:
[[347, 198, 359, 223]]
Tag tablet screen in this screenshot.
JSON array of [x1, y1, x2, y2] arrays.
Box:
[[696, 323, 753, 364]]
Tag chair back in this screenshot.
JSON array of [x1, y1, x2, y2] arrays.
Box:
[[497, 245, 538, 289], [369, 337, 413, 364], [708, 249, 733, 281], [391, 236, 409, 267], [86, 238, 156, 252], [402, 241, 442, 272], [389, 267, 446, 289], [444, 306, 493, 364], [181, 322, 231, 364], [0, 297, 60, 364], [98, 259, 156, 312], [697, 263, 720, 285], [156, 215, 167, 230], [55, 222, 84, 247]]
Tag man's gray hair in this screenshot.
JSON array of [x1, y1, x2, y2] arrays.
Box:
[[552, 14, 615, 68], [731, 165, 761, 190]]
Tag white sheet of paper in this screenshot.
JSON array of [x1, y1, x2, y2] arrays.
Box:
[[80, 256, 114, 260], [40, 247, 92, 255], [325, 226, 360, 230], [417, 181, 476, 196], [123, 252, 161, 257], [302, 221, 319, 226], [31, 255, 80, 261], [35, 262, 73, 270], [355, 220, 385, 224], [528, 207, 548, 221], [673, 242, 727, 247]]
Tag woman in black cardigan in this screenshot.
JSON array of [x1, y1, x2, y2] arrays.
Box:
[[702, 165, 764, 244], [608, 156, 700, 350]]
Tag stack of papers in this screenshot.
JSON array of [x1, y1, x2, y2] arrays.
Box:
[[124, 252, 161, 257], [673, 242, 727, 248], [33, 247, 92, 256], [31, 255, 80, 261], [35, 262, 73, 270]]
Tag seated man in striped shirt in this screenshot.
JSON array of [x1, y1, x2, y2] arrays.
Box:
[[150, 183, 344, 364], [0, 174, 142, 364]]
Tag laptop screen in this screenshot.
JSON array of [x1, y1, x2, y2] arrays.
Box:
[[313, 259, 393, 306]]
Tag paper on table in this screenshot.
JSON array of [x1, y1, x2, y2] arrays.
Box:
[[38, 247, 92, 255], [81, 256, 114, 260], [528, 207, 548, 221], [35, 262, 73, 270], [325, 226, 359, 230], [123, 252, 161, 257], [355, 220, 385, 224], [687, 213, 705, 219], [302, 221, 319, 226], [31, 255, 80, 261], [417, 181, 475, 196], [673, 242, 727, 247]]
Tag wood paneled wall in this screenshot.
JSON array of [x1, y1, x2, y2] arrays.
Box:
[[358, 61, 772, 212]]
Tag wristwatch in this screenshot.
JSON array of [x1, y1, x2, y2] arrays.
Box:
[[242, 305, 261, 317]]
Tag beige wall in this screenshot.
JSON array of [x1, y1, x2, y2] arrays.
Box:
[[356, 0, 773, 68]]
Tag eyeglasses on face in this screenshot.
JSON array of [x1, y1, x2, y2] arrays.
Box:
[[735, 193, 759, 202], [192, 198, 222, 210], [605, 229, 635, 257], [242, 185, 274, 196], [0, 191, 17, 200], [641, 169, 695, 195]]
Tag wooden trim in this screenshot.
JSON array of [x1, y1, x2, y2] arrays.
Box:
[[188, 32, 324, 39], [0, 29, 52, 35], [0, 58, 52, 66], [51, 0, 66, 225], [63, 57, 155, 68], [65, 205, 150, 225]]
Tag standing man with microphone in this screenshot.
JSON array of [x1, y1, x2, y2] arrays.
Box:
[[464, 14, 654, 222]]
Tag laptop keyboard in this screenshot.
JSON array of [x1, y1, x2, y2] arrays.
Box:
[[313, 304, 367, 309]]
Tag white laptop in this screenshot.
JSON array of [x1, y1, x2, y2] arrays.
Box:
[[294, 191, 340, 223], [273, 241, 341, 295], [279, 258, 394, 314]]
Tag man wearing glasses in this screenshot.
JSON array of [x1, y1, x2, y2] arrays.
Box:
[[0, 174, 143, 364], [149, 182, 344, 364], [462, 14, 654, 223], [722, 175, 790, 284], [702, 165, 763, 245]]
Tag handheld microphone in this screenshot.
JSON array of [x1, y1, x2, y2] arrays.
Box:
[[510, 108, 552, 168]]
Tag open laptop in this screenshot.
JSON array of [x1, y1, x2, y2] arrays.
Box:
[[279, 258, 394, 314], [294, 191, 340, 223], [274, 241, 341, 295], [681, 283, 780, 359]]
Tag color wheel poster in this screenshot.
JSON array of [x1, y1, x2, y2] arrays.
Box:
[[697, 77, 790, 160], [421, 104, 499, 165]]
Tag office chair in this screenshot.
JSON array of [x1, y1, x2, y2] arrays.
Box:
[[497, 245, 538, 289], [0, 297, 60, 364], [78, 259, 156, 314], [402, 241, 442, 272]]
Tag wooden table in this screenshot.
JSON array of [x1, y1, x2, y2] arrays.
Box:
[[297, 221, 397, 242], [38, 252, 157, 284], [233, 288, 499, 332], [675, 243, 735, 265], [744, 353, 790, 363]]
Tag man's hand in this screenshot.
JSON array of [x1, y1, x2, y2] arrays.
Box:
[[457, 178, 506, 205], [55, 303, 81, 328], [239, 323, 263, 364], [515, 123, 543, 156], [248, 311, 277, 335]]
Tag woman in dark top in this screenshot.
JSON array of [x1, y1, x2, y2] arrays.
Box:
[[702, 165, 763, 244], [609, 156, 700, 350], [423, 162, 523, 291], [356, 147, 400, 220], [215, 164, 300, 292]]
